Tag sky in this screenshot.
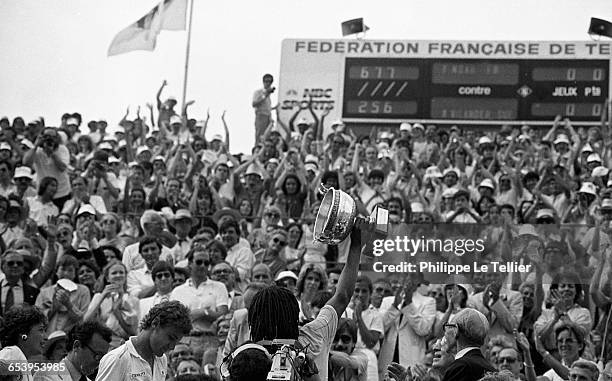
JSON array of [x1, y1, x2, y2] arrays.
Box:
[[1, 0, 610, 154]]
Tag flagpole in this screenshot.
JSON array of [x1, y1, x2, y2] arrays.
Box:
[[181, 0, 195, 111]]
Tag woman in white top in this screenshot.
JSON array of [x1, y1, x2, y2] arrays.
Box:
[[26, 177, 59, 228], [84, 261, 139, 350], [0, 305, 48, 381]]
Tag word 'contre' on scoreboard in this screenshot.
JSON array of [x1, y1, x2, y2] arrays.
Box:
[[278, 39, 611, 127]]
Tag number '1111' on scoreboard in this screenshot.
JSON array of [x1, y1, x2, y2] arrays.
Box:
[[341, 58, 609, 123]]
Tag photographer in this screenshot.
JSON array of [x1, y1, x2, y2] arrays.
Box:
[[252, 73, 276, 142], [23, 127, 71, 209]]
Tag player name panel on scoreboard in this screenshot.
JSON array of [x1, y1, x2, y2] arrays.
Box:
[[342, 58, 609, 122]]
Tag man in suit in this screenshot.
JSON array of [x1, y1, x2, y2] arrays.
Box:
[[379, 273, 437, 379], [0, 250, 39, 316], [442, 308, 496, 381]]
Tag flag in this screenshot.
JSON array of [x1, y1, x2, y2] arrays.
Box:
[[588, 17, 612, 38], [108, 0, 188, 56]]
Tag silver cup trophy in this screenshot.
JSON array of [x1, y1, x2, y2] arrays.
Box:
[[313, 186, 389, 247]]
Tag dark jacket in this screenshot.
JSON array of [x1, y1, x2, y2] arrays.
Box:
[[0, 282, 40, 316], [442, 348, 496, 381]]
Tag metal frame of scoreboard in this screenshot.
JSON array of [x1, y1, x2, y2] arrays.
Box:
[[278, 39, 611, 131]]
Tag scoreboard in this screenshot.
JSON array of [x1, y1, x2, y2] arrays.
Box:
[[278, 39, 612, 129], [342, 58, 608, 121]]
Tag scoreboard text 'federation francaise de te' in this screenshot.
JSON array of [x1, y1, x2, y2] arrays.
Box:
[[278, 40, 611, 129]]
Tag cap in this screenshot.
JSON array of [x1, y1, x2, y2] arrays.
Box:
[[0, 142, 11, 151], [43, 331, 67, 354], [98, 142, 113, 151], [76, 204, 96, 218], [13, 166, 34, 180], [443, 167, 459, 178], [266, 158, 279, 165], [553, 134, 570, 145], [601, 198, 612, 210], [587, 153, 602, 163], [275, 270, 298, 282], [578, 182, 597, 196], [377, 149, 392, 160], [169, 115, 182, 125], [108, 156, 120, 164], [212, 207, 242, 224], [331, 119, 345, 128], [581, 143, 594, 153], [167, 96, 177, 102], [211, 134, 223, 142], [304, 154, 319, 165], [66, 117, 79, 126], [517, 134, 531, 142], [136, 146, 151, 156], [380, 131, 393, 140], [399, 122, 411, 131], [171, 209, 196, 226], [424, 166, 443, 179], [245, 163, 264, 178], [478, 136, 493, 146], [536, 208, 555, 219], [591, 166, 609, 177], [478, 178, 495, 190], [304, 163, 318, 173], [412, 123, 424, 131], [153, 155, 166, 163], [20, 139, 34, 149]]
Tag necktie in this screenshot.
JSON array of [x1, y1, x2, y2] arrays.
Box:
[[5, 286, 14, 311]]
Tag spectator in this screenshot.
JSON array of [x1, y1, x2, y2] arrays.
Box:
[[296, 264, 328, 323], [138, 260, 174, 321], [442, 308, 496, 381], [252, 74, 276, 141]]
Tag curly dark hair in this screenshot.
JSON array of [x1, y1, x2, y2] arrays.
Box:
[[139, 301, 192, 334], [0, 305, 48, 347], [229, 347, 272, 381], [66, 320, 113, 351]]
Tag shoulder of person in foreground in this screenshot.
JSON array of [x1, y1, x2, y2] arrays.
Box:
[[299, 304, 338, 352], [95, 343, 131, 381]]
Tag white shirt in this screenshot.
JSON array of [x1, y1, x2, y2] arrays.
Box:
[[122, 242, 174, 272], [225, 244, 255, 281], [170, 278, 228, 333], [139, 292, 171, 322], [95, 337, 168, 381], [27, 196, 59, 227], [299, 305, 338, 381], [126, 267, 154, 297], [169, 237, 192, 263], [32, 145, 71, 198]]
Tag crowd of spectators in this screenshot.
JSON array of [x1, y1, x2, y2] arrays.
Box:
[[0, 73, 610, 381]]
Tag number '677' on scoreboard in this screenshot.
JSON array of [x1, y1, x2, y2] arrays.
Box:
[[278, 39, 611, 128]]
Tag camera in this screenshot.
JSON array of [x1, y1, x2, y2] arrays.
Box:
[[269, 87, 276, 94], [258, 340, 317, 381]]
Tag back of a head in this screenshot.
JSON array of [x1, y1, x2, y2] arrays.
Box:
[[248, 285, 299, 342], [229, 348, 272, 381], [453, 308, 489, 347]]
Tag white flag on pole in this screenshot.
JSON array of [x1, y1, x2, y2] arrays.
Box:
[[108, 0, 188, 57]]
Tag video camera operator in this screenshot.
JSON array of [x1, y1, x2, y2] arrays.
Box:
[[234, 220, 372, 381], [23, 127, 71, 209]]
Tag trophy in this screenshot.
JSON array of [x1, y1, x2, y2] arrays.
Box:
[[313, 186, 389, 245]]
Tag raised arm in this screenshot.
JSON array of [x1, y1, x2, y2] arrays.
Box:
[[156, 80, 167, 110], [221, 111, 231, 151]]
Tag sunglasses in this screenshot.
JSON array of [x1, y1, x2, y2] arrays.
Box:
[[374, 287, 391, 294], [194, 259, 211, 267], [273, 237, 287, 246], [6, 261, 24, 267], [155, 272, 172, 280], [498, 357, 517, 364], [101, 219, 116, 225]]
